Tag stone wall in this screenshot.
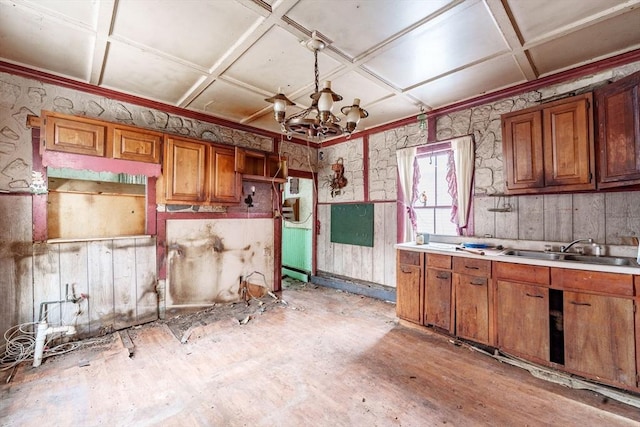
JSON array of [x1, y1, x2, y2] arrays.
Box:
[[0, 71, 274, 192]]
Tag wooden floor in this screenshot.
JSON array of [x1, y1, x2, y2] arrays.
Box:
[[2, 282, 640, 426]]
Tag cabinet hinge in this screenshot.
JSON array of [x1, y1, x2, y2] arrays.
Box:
[[589, 172, 593, 182]]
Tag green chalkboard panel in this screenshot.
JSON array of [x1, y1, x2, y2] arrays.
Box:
[[330, 203, 374, 247]]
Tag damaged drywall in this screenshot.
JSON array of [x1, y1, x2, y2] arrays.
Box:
[[166, 218, 274, 308]]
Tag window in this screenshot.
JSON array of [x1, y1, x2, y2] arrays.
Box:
[[413, 150, 458, 235]]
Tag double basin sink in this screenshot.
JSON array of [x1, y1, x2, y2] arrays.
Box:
[[500, 249, 638, 267]]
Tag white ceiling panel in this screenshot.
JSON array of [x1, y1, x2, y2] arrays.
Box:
[[529, 7, 640, 76], [360, 95, 421, 130], [224, 26, 342, 95], [0, 1, 93, 80], [1, 0, 638, 142], [101, 42, 205, 104], [408, 55, 525, 108], [285, 0, 452, 59], [507, 0, 631, 43], [20, 0, 99, 26], [188, 78, 271, 123], [112, 0, 262, 69], [363, 0, 509, 89]]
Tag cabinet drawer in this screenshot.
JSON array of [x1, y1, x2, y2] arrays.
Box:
[[495, 262, 549, 285], [398, 250, 421, 266], [453, 257, 491, 277], [551, 268, 633, 296], [427, 254, 451, 269]]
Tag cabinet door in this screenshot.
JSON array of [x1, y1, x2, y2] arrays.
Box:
[[164, 137, 207, 203], [396, 251, 423, 324], [210, 146, 240, 203], [454, 273, 489, 344], [44, 113, 106, 156], [425, 268, 452, 332], [496, 280, 549, 362], [502, 110, 544, 191], [563, 292, 636, 388], [543, 93, 594, 189], [113, 127, 162, 163], [595, 71, 640, 187]]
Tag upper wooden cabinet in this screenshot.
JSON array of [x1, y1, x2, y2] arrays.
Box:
[[162, 136, 240, 205], [595, 71, 640, 188], [239, 149, 288, 182], [43, 111, 107, 157], [502, 93, 595, 194], [163, 136, 208, 203], [210, 145, 241, 204], [41, 110, 162, 164], [112, 126, 162, 163]]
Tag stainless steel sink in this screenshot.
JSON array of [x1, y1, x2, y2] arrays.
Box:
[[500, 250, 562, 260], [500, 250, 637, 267], [562, 254, 634, 266]]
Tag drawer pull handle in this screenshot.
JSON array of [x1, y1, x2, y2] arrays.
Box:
[[400, 266, 412, 274], [436, 273, 450, 280], [465, 266, 480, 270], [526, 293, 543, 299], [569, 301, 591, 307], [470, 279, 486, 286]]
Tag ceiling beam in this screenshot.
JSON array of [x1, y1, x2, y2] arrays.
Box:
[[177, 0, 301, 109], [484, 0, 538, 81], [89, 0, 118, 85]]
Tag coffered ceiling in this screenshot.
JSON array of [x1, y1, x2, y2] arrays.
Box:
[[1, 0, 639, 139]]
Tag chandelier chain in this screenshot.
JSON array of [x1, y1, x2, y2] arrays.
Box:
[[314, 48, 319, 95]]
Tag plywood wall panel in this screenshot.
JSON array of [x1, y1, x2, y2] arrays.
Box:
[[604, 192, 640, 244], [383, 202, 397, 288], [87, 241, 115, 334], [518, 196, 543, 241], [0, 195, 33, 338], [543, 194, 573, 242], [473, 197, 495, 238], [495, 198, 519, 239], [573, 193, 606, 243], [113, 239, 137, 330], [58, 242, 89, 335], [372, 203, 386, 284], [32, 243, 61, 325], [135, 237, 158, 323]]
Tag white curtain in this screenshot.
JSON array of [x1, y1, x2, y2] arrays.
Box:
[[396, 146, 417, 242], [450, 136, 474, 232]]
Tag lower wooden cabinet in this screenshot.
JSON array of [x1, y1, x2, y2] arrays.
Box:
[[454, 273, 489, 344], [496, 280, 550, 362], [396, 250, 423, 324], [495, 262, 550, 363], [453, 257, 491, 345], [396, 249, 640, 393], [563, 292, 636, 388]]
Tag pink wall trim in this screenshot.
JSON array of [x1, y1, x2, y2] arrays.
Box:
[[42, 151, 162, 177]]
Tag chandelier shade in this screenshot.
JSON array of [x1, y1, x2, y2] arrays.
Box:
[[265, 33, 368, 140]]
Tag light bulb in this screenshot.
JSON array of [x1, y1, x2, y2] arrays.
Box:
[[317, 81, 334, 113]]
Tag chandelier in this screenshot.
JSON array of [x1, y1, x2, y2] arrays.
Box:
[[265, 33, 368, 140]]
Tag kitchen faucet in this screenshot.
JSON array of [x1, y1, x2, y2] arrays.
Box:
[[560, 238, 593, 253]]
